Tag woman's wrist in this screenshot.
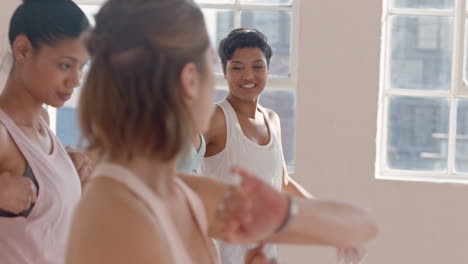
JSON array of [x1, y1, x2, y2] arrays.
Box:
[[275, 195, 299, 233]]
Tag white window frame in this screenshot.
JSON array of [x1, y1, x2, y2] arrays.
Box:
[[73, 0, 299, 92], [196, 0, 300, 92], [377, 0, 468, 183]]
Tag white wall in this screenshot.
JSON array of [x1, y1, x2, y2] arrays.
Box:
[[278, 0, 468, 263], [0, 0, 18, 91]]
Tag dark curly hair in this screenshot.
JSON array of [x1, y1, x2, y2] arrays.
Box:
[[218, 28, 273, 72]]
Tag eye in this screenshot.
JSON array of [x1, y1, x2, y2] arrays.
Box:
[[59, 63, 72, 70]]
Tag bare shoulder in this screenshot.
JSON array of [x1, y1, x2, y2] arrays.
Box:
[[0, 123, 10, 167], [66, 177, 173, 264], [204, 105, 226, 142], [263, 107, 281, 135], [204, 105, 227, 157], [0, 122, 20, 170]]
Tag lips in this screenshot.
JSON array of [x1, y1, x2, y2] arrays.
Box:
[[240, 84, 256, 89], [57, 91, 72, 101]]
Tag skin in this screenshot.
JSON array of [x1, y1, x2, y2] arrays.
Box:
[[204, 47, 313, 199], [67, 41, 377, 264], [0, 35, 89, 214]]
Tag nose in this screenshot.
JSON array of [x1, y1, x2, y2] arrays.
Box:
[[66, 69, 82, 89], [242, 68, 255, 81]]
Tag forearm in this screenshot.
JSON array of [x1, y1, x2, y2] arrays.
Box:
[[266, 198, 378, 248], [282, 177, 314, 199], [178, 174, 228, 238]]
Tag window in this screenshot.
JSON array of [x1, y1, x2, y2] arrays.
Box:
[[377, 0, 468, 182], [57, 0, 298, 172], [196, 0, 298, 171]]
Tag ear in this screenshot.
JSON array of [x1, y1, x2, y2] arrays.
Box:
[[180, 62, 200, 99], [12, 35, 34, 64], [222, 64, 227, 79]]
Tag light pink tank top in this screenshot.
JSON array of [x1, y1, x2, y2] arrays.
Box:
[[92, 162, 220, 264], [0, 108, 81, 264]]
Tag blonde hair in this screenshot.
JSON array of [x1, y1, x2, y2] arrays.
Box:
[[79, 0, 210, 161]]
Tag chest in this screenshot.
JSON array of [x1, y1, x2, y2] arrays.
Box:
[[236, 114, 271, 146], [19, 125, 53, 155]]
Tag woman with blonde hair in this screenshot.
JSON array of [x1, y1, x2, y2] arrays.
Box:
[[66, 0, 377, 263]]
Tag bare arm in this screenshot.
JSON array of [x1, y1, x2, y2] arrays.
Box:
[[267, 109, 313, 199], [204, 106, 227, 158], [264, 198, 378, 247], [179, 169, 378, 248]]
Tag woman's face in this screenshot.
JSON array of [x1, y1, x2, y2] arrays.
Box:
[[224, 47, 268, 102], [18, 37, 89, 108]]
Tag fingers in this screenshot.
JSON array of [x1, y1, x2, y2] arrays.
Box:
[[337, 247, 367, 264], [230, 166, 258, 193], [216, 186, 253, 243], [245, 243, 265, 264], [19, 178, 37, 213], [25, 178, 37, 203], [77, 163, 93, 184], [246, 244, 278, 264], [0, 173, 37, 214]]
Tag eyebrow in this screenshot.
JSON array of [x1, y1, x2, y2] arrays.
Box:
[[231, 59, 265, 64], [60, 56, 78, 63]]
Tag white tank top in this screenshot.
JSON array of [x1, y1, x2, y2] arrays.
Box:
[[202, 99, 284, 264]]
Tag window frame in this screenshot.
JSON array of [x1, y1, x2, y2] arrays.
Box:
[[196, 0, 300, 92], [377, 0, 468, 183], [53, 0, 299, 170], [73, 0, 300, 91]]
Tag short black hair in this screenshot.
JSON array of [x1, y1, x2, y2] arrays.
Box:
[[218, 28, 273, 71], [8, 0, 90, 49]]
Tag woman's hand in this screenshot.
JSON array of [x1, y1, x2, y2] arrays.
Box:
[[0, 172, 37, 214]]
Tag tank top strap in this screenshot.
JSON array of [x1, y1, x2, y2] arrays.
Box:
[[0, 108, 30, 147], [174, 177, 208, 232], [198, 133, 206, 156], [257, 105, 280, 143], [91, 163, 192, 264], [216, 100, 234, 150], [217, 100, 237, 125], [175, 177, 219, 262]]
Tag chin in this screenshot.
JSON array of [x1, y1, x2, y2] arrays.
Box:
[[49, 101, 66, 108]]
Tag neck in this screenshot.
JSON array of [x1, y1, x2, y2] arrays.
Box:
[[226, 94, 260, 119], [0, 75, 44, 127], [107, 154, 178, 199]]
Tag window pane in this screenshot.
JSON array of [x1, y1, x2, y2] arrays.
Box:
[[56, 107, 81, 148], [392, 0, 454, 9], [463, 20, 468, 85], [389, 15, 453, 91], [215, 89, 296, 172], [240, 0, 292, 6], [456, 100, 468, 172], [202, 9, 235, 73], [387, 96, 449, 171], [241, 10, 291, 78], [195, 0, 234, 3]]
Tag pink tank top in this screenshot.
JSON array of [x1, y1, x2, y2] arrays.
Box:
[[92, 162, 220, 264], [0, 108, 81, 264]]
